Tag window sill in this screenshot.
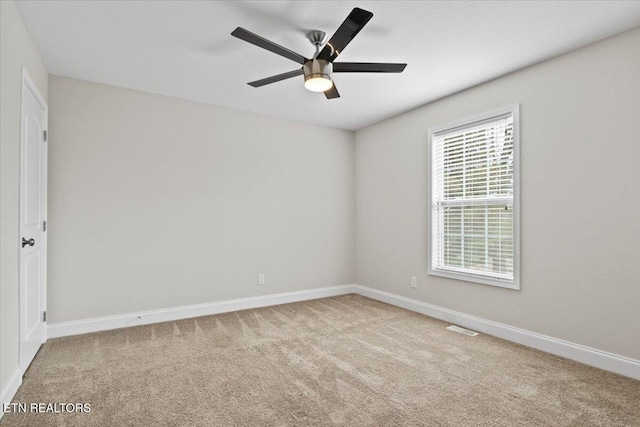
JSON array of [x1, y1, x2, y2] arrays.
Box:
[[428, 268, 520, 290]]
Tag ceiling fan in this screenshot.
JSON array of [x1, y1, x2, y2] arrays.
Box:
[[231, 7, 407, 99]]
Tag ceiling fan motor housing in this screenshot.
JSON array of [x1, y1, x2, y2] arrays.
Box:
[[303, 59, 333, 84]]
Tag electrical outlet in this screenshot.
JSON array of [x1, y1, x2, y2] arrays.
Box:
[[410, 276, 417, 289], [258, 274, 265, 285]]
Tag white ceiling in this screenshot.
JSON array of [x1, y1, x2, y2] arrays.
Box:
[[15, 1, 640, 130]]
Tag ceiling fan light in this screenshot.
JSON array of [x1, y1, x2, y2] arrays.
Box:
[[304, 77, 333, 92], [303, 59, 333, 93]]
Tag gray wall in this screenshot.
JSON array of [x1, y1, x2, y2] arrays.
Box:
[[0, 0, 48, 398], [355, 28, 640, 360], [47, 76, 355, 323]]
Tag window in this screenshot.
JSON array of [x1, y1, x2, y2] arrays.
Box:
[[428, 105, 519, 289]]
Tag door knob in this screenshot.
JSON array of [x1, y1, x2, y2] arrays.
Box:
[[22, 238, 35, 248]]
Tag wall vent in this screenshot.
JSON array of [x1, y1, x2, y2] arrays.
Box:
[[446, 325, 479, 336]]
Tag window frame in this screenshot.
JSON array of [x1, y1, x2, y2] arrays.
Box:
[[427, 104, 520, 290]]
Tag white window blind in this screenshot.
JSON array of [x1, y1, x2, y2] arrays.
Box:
[[429, 105, 519, 289]]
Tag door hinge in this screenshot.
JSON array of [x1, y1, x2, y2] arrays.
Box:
[[43, 220, 46, 232], [43, 311, 47, 322], [43, 130, 47, 142]]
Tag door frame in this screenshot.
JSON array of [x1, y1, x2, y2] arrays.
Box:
[[19, 66, 48, 372]]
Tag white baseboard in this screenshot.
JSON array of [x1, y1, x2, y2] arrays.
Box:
[[47, 284, 357, 339], [354, 285, 640, 380], [0, 367, 22, 421]]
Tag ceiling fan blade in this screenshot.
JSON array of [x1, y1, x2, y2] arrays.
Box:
[[231, 27, 308, 65], [324, 84, 340, 99], [317, 8, 373, 62], [333, 62, 407, 73], [248, 69, 304, 87]]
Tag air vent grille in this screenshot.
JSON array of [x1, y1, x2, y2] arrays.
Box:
[[446, 325, 479, 336]]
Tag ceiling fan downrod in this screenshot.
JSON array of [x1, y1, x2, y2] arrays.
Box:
[[306, 30, 328, 58]]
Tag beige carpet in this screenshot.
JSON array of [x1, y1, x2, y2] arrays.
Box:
[[2, 294, 639, 426]]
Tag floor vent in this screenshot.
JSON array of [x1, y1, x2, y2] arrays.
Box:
[[446, 325, 479, 336]]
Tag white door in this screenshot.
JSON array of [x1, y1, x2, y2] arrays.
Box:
[[19, 69, 48, 372]]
